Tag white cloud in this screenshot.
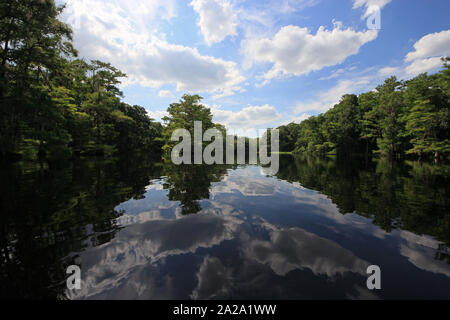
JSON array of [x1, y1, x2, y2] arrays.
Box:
[[158, 90, 174, 98], [292, 32, 449, 118], [404, 30, 450, 76], [60, 0, 176, 37], [375, 30, 450, 79], [61, 0, 245, 97], [190, 0, 238, 45], [242, 24, 378, 83], [131, 39, 245, 96], [405, 30, 450, 62], [211, 104, 281, 131], [295, 77, 371, 113], [353, 0, 392, 19], [405, 57, 444, 76]]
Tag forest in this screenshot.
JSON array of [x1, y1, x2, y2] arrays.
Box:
[[0, 0, 164, 161], [278, 65, 450, 161], [1, 0, 449, 163]]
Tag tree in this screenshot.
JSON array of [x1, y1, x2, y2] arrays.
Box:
[[162, 94, 216, 157], [325, 94, 361, 156], [403, 72, 450, 160], [359, 91, 380, 156], [0, 0, 75, 158], [115, 103, 163, 153], [285, 60, 449, 161], [278, 122, 300, 152], [375, 77, 406, 158]]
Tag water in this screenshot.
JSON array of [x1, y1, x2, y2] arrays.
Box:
[[1, 155, 449, 299]]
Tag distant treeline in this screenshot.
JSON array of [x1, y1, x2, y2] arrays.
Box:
[[278, 62, 450, 161]]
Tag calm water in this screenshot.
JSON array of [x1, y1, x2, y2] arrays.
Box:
[[1, 155, 449, 299]]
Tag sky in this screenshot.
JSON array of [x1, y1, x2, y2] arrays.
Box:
[[57, 0, 450, 137]]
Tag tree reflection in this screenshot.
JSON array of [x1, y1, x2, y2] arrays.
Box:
[[0, 155, 162, 299], [276, 155, 450, 249], [162, 163, 229, 215]]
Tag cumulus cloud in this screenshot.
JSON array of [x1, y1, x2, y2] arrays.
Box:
[[353, 0, 392, 19], [404, 30, 450, 75], [60, 0, 177, 26], [375, 30, 449, 78], [61, 0, 245, 97], [130, 39, 245, 95], [211, 104, 281, 131], [405, 30, 450, 62], [190, 0, 238, 45], [242, 24, 378, 83]]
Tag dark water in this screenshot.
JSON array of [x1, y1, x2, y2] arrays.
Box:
[[1, 155, 449, 299]]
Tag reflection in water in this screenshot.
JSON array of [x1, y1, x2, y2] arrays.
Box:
[[66, 214, 242, 299], [244, 224, 368, 277], [0, 155, 449, 299], [162, 163, 230, 215], [0, 156, 162, 299], [276, 156, 450, 250]]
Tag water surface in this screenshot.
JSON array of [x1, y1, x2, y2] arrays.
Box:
[[1, 155, 449, 299]]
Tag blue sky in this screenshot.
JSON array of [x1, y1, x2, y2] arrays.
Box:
[[59, 0, 450, 136]]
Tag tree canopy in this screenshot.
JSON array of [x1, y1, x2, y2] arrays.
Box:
[[0, 0, 162, 161], [278, 59, 450, 161]]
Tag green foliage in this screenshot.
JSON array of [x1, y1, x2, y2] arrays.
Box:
[[0, 1, 162, 161], [280, 60, 450, 162], [1, 1, 449, 163], [162, 162, 229, 215], [402, 73, 450, 158], [161, 94, 223, 158]]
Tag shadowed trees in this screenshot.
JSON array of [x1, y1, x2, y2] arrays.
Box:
[[0, 1, 162, 161]]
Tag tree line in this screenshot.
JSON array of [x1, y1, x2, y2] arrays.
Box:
[[0, 1, 233, 163], [278, 62, 450, 161], [1, 1, 449, 163]]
